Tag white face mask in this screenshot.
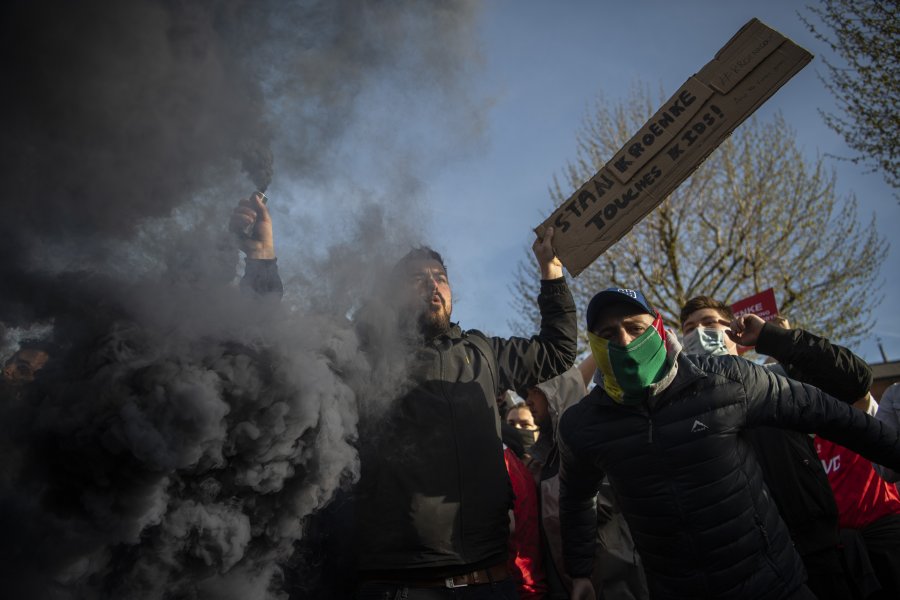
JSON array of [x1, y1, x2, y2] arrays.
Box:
[[683, 327, 730, 356]]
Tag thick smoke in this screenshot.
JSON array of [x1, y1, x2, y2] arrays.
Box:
[[0, 1, 483, 598]]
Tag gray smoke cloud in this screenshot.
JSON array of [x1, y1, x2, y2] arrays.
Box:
[[0, 0, 485, 598]]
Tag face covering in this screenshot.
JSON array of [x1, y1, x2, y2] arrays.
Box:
[[588, 313, 669, 405], [517, 428, 538, 452], [683, 327, 730, 356]]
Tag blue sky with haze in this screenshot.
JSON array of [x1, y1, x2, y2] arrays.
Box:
[[422, 0, 898, 363]]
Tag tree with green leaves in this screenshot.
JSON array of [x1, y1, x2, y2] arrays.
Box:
[[510, 86, 886, 351], [800, 0, 900, 193]]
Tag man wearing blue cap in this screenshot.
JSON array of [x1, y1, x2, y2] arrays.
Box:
[[558, 287, 900, 600]]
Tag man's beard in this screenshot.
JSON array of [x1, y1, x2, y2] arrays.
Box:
[[418, 301, 451, 338]]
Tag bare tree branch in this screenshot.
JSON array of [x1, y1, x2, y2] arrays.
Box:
[[509, 86, 887, 351], [800, 0, 900, 196]]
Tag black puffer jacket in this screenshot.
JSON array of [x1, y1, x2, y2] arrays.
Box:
[[558, 351, 900, 600], [755, 323, 873, 402]]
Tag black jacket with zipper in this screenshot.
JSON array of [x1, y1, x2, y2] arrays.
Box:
[[356, 276, 576, 574], [242, 260, 578, 575], [558, 351, 899, 600], [748, 323, 873, 555]]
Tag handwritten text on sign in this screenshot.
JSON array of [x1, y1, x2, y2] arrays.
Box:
[[552, 97, 729, 236], [535, 19, 812, 277]]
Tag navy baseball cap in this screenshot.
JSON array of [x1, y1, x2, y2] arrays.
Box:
[[586, 287, 655, 330]]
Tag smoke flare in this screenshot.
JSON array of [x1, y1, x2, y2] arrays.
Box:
[[0, 1, 484, 598]]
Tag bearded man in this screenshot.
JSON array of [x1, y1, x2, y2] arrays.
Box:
[[231, 195, 577, 598]]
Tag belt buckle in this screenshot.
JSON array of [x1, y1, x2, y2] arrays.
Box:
[[445, 576, 468, 589]]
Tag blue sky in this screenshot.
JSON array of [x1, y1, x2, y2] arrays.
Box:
[[421, 0, 899, 362]]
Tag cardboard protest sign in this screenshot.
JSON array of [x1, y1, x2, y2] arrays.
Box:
[[536, 19, 813, 276], [730, 288, 780, 354], [730, 288, 779, 321]]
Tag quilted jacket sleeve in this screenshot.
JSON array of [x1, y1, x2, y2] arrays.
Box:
[[740, 359, 900, 470], [754, 323, 872, 404]]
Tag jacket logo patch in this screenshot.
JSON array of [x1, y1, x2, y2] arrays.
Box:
[[691, 419, 709, 433], [821, 455, 841, 474]]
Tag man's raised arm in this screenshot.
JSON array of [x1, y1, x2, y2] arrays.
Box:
[[729, 314, 872, 403], [230, 192, 283, 299], [491, 227, 577, 393], [740, 359, 900, 470]]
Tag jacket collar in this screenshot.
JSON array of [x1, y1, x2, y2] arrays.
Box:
[[423, 322, 463, 344], [661, 351, 708, 399]]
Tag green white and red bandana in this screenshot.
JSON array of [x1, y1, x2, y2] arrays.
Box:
[[588, 313, 669, 405]]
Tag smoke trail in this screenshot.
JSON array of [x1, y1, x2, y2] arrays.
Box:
[[0, 0, 485, 598], [0, 0, 482, 273]]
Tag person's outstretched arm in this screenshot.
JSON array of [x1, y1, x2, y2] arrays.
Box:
[[729, 314, 872, 403], [739, 358, 900, 470], [577, 354, 596, 389]]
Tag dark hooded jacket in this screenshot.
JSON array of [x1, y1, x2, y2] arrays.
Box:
[[356, 276, 576, 575], [243, 259, 577, 575], [558, 347, 900, 600], [748, 323, 873, 556]]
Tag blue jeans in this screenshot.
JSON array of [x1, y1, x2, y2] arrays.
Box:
[[356, 578, 519, 600]]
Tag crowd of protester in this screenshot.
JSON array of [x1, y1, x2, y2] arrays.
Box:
[[4, 195, 900, 600], [498, 297, 900, 600]]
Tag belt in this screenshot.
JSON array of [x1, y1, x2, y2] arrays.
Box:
[[368, 563, 510, 589]]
